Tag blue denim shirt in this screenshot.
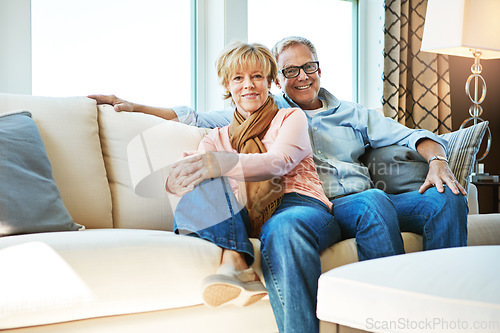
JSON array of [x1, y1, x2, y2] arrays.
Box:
[[172, 88, 447, 199]]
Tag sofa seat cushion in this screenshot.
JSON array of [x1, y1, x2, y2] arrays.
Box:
[[320, 232, 423, 272], [0, 229, 248, 330], [317, 246, 500, 333]]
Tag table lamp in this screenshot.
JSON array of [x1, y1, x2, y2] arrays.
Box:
[[421, 0, 500, 180]]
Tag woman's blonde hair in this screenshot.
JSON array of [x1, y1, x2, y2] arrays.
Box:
[[216, 41, 278, 100]]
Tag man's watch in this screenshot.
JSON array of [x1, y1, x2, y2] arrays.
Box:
[[428, 155, 448, 164]]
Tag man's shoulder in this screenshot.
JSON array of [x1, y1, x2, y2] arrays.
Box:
[[275, 107, 305, 122], [273, 93, 293, 109]]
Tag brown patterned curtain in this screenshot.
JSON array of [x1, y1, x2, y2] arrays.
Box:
[[383, 0, 452, 134]]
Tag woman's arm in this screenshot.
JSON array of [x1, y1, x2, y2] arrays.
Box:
[[166, 108, 311, 194]]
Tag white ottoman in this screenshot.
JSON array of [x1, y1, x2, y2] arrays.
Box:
[[317, 246, 500, 333]]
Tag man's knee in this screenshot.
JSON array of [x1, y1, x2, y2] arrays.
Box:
[[260, 207, 321, 250], [423, 186, 468, 215], [356, 189, 391, 206], [261, 211, 307, 240], [339, 189, 395, 215]]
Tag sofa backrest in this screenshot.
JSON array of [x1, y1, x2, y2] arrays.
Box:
[[97, 104, 208, 231], [0, 93, 480, 232], [0, 94, 113, 229]]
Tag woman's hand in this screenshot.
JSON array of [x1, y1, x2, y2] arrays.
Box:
[[166, 152, 221, 196]]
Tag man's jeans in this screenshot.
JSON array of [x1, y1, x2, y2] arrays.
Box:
[[332, 187, 468, 261], [260, 193, 340, 333], [177, 179, 467, 333]]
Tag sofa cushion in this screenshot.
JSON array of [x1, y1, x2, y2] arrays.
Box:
[[0, 229, 243, 329], [360, 145, 428, 194], [0, 94, 113, 229], [98, 105, 208, 230], [320, 232, 423, 272], [0, 111, 82, 236]]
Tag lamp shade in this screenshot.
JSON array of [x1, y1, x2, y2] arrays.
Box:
[[421, 0, 500, 59]]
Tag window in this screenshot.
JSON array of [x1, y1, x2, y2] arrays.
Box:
[[31, 0, 192, 107], [248, 0, 356, 101]]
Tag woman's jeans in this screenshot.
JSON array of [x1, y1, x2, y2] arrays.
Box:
[[174, 177, 255, 265], [174, 178, 341, 333]]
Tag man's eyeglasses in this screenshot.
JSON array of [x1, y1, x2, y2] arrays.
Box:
[[280, 61, 319, 79]]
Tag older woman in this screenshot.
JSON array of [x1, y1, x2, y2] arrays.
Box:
[[166, 42, 340, 318]]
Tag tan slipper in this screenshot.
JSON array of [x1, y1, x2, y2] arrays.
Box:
[[201, 264, 268, 308]]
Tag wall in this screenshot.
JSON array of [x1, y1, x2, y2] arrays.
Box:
[[0, 0, 31, 94], [449, 56, 500, 213]]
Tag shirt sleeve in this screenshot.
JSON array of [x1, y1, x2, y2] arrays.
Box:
[[362, 107, 448, 153], [171, 105, 233, 128], [226, 109, 312, 182]]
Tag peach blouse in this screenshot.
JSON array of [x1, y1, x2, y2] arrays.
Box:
[[199, 108, 332, 210]]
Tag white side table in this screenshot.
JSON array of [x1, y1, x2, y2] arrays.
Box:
[[317, 246, 500, 333]]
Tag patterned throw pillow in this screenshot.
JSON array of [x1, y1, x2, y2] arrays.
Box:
[[440, 121, 489, 189]]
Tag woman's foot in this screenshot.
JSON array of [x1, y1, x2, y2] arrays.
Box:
[[201, 264, 268, 308]]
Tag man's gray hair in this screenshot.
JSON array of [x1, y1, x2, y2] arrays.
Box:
[[271, 36, 318, 63]]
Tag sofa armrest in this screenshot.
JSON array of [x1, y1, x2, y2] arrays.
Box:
[[467, 183, 479, 215]]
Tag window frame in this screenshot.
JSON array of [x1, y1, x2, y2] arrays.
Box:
[[0, 0, 382, 110], [199, 0, 383, 111]]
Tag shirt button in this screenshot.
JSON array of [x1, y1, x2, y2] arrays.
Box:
[[317, 150, 322, 154], [314, 127, 318, 131]]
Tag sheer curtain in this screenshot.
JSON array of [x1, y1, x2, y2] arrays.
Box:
[[383, 0, 452, 134]]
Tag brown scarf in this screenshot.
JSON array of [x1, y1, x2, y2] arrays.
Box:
[[228, 96, 284, 237]]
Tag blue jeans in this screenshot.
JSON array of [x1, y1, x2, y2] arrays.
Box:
[[176, 182, 340, 333], [332, 187, 468, 261], [174, 177, 255, 265], [390, 187, 468, 250], [259, 193, 340, 333]]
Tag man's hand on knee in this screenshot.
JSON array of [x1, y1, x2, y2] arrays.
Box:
[[419, 161, 466, 195]]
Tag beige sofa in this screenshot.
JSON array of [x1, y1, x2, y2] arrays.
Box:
[[1, 93, 499, 333]]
